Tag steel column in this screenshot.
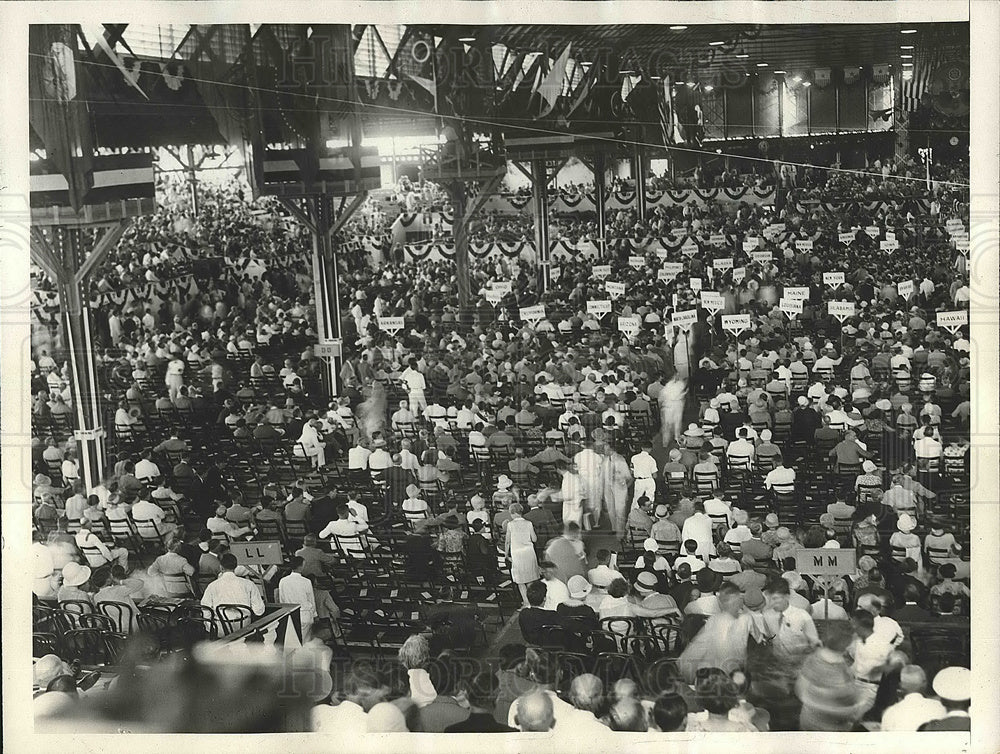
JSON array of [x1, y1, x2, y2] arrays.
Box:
[[531, 159, 551, 292]]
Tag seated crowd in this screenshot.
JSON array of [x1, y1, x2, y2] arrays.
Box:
[[31, 152, 971, 732]]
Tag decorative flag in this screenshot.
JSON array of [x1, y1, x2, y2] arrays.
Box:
[[535, 43, 572, 119], [813, 68, 831, 88], [843, 66, 861, 86]]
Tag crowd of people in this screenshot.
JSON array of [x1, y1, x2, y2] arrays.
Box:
[[31, 139, 972, 734]]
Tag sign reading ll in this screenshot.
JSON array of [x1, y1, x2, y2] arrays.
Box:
[[229, 541, 285, 567]]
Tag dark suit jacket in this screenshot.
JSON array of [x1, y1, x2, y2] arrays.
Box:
[[518, 607, 561, 645], [918, 714, 970, 731], [444, 712, 516, 733]]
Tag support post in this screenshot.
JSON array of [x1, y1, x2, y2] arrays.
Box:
[[450, 181, 471, 313], [187, 144, 201, 216], [593, 152, 607, 260], [531, 159, 551, 293], [633, 146, 647, 222], [31, 226, 126, 492]]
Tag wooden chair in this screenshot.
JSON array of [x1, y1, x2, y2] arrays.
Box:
[[162, 572, 196, 597], [96, 600, 137, 633], [216, 604, 255, 635]]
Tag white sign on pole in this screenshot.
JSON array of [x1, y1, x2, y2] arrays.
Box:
[[732, 267, 746, 284], [766, 223, 786, 237], [681, 238, 699, 257], [628, 255, 646, 270], [950, 230, 969, 244], [661, 262, 684, 280], [784, 286, 810, 301], [605, 281, 626, 300], [591, 264, 612, 279], [700, 291, 725, 315], [722, 314, 751, 336], [314, 342, 340, 359], [865, 226, 881, 239], [955, 238, 970, 254], [885, 231, 896, 243], [742, 237, 761, 252], [586, 300, 613, 319], [689, 277, 702, 292], [617, 316, 641, 339], [713, 257, 734, 271], [828, 301, 856, 322], [654, 248, 669, 261], [839, 232, 855, 245], [709, 234, 728, 247], [880, 239, 899, 253], [936, 310, 968, 334], [795, 548, 857, 577], [489, 280, 512, 295], [671, 309, 698, 330], [751, 250, 773, 264], [897, 280, 915, 299], [378, 316, 405, 336], [484, 289, 506, 307], [945, 218, 965, 233], [519, 304, 546, 326], [779, 297, 803, 318], [823, 272, 845, 289], [795, 239, 814, 252]]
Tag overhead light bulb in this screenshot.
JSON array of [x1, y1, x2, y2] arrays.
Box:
[[670, 25, 687, 30], [709, 41, 725, 46], [901, 28, 918, 34]]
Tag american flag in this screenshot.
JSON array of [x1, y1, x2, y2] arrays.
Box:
[[900, 45, 941, 112]]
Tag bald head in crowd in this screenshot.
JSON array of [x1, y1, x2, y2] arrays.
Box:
[[515, 690, 554, 731]]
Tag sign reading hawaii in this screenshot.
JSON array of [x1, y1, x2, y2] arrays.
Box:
[[936, 310, 968, 334]]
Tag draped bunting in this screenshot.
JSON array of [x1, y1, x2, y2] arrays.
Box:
[[478, 187, 776, 217], [792, 198, 933, 216]]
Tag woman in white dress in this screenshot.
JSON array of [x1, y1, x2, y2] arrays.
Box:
[[557, 464, 586, 529], [504, 503, 539, 607], [602, 443, 633, 537]]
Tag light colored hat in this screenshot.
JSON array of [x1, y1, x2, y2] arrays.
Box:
[[405, 484, 420, 498], [634, 571, 659, 594], [775, 526, 792, 542], [367, 702, 408, 732], [668, 449, 682, 461], [733, 508, 749, 525], [654, 504, 669, 518], [823, 540, 841, 549], [897, 513, 917, 533], [764, 513, 780, 528], [783, 571, 805, 591], [496, 474, 513, 489], [470, 494, 485, 507], [643, 537, 659, 552], [858, 555, 878, 572], [684, 423, 704, 438], [875, 399, 892, 411], [759, 429, 772, 441], [568, 574, 593, 600], [819, 513, 835, 528], [862, 460, 877, 473], [62, 562, 91, 588], [932, 666, 970, 702], [33, 654, 72, 688], [797, 396, 810, 407], [372, 437, 387, 448]]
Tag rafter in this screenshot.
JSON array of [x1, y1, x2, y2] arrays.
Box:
[[74, 220, 130, 286]]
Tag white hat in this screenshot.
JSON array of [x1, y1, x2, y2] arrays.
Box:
[[62, 562, 92, 588], [643, 537, 659, 552], [496, 474, 513, 490], [684, 423, 704, 438], [932, 666, 970, 702], [896, 513, 917, 533], [862, 460, 877, 473], [759, 429, 772, 441]]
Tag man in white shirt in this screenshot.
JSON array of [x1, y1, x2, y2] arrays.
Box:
[[390, 400, 416, 431], [367, 439, 392, 472], [206, 506, 252, 541], [762, 579, 820, 660], [587, 549, 624, 589], [75, 525, 130, 570], [680, 501, 715, 561], [540, 561, 570, 611], [277, 556, 317, 639], [880, 665, 947, 732], [725, 429, 755, 468], [848, 608, 896, 712], [319, 503, 371, 555], [201, 553, 265, 617], [133, 452, 161, 484], [348, 439, 371, 472], [630, 442, 658, 505], [400, 358, 428, 413], [764, 463, 797, 492], [131, 497, 179, 547]]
